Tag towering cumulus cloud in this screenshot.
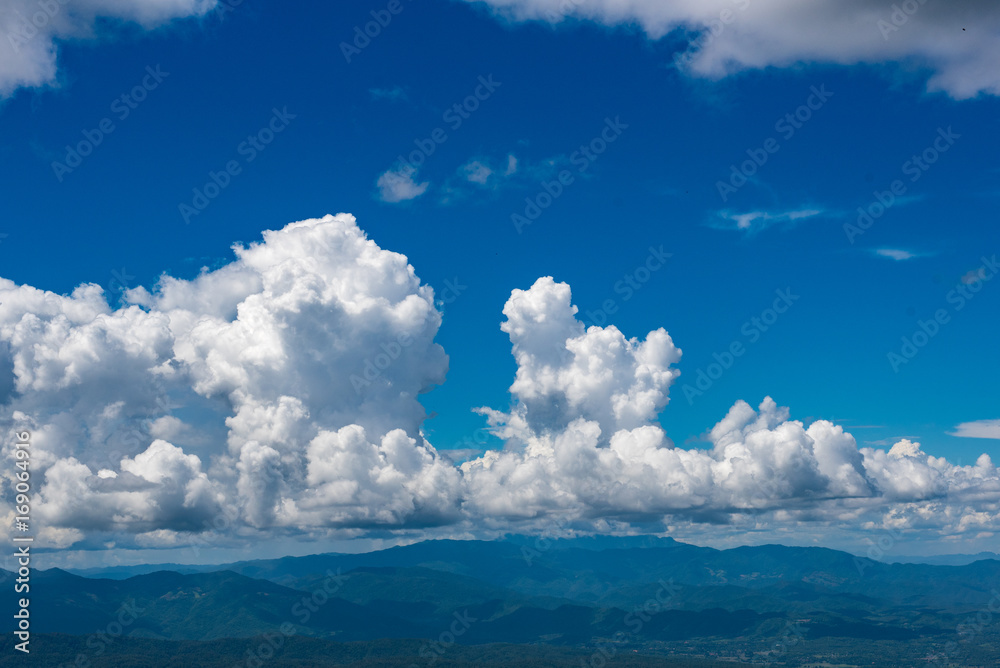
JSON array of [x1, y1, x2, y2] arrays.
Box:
[[466, 281, 999, 541], [0, 214, 459, 549], [461, 0, 1000, 99], [0, 214, 997, 554]]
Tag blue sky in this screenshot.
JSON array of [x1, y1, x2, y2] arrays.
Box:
[[1, 0, 999, 563], [4, 0, 997, 459]]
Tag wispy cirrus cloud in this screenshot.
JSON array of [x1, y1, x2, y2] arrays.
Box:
[[369, 85, 409, 103], [382, 151, 549, 205], [459, 153, 526, 187], [950, 420, 1000, 440], [873, 248, 920, 261], [440, 152, 565, 203], [961, 267, 989, 284], [710, 208, 824, 235]]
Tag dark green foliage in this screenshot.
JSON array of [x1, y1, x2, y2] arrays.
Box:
[[0, 635, 730, 668], [5, 537, 999, 666]]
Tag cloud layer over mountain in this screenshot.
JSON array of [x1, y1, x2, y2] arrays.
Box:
[[0, 214, 996, 555]]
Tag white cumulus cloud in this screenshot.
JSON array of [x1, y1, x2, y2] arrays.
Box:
[[376, 164, 430, 202], [460, 0, 1000, 99], [0, 214, 452, 548], [0, 214, 997, 557], [0, 0, 217, 96], [462, 160, 494, 185]]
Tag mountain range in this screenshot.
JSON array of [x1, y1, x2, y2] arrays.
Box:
[[7, 536, 1000, 666]]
